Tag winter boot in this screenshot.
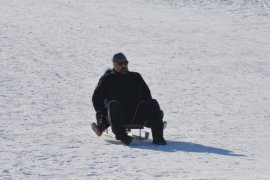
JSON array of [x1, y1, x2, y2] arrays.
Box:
[[120, 135, 133, 145], [91, 123, 108, 136], [152, 137, 167, 145]]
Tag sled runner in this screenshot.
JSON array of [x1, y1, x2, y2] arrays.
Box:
[[92, 121, 167, 141]]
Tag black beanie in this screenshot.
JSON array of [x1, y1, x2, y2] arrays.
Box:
[[112, 52, 127, 64]]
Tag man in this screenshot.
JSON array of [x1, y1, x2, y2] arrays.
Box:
[[92, 52, 166, 145]]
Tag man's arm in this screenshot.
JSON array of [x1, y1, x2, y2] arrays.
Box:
[[138, 73, 152, 100], [92, 76, 107, 113]]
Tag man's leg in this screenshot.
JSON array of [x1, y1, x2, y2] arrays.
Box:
[[107, 100, 133, 145], [91, 112, 110, 137], [134, 99, 166, 145]]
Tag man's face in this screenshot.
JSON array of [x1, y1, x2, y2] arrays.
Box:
[[114, 61, 129, 74]]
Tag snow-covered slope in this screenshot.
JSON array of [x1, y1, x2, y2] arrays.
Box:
[[1, 0, 270, 179]]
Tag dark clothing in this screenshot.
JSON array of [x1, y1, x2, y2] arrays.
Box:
[[92, 69, 152, 122], [107, 99, 164, 140], [92, 69, 164, 141]]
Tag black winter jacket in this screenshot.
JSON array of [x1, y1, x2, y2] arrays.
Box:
[[92, 69, 152, 115]]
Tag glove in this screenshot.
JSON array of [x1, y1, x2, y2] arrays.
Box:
[[96, 111, 109, 129]]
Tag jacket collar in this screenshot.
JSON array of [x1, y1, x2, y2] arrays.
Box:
[[112, 69, 129, 75]]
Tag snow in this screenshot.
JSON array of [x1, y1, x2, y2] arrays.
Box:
[[1, 0, 270, 179]]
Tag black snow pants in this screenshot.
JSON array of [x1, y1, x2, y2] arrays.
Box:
[[107, 99, 164, 140]]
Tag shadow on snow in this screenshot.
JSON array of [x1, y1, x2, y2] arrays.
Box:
[[129, 140, 246, 157]]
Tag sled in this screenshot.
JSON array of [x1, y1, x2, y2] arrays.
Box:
[[102, 121, 167, 140], [103, 124, 149, 140]]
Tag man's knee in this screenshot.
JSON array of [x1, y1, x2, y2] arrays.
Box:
[[145, 99, 159, 106], [144, 99, 160, 111]]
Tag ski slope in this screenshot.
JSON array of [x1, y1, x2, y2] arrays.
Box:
[[1, 0, 270, 179]]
